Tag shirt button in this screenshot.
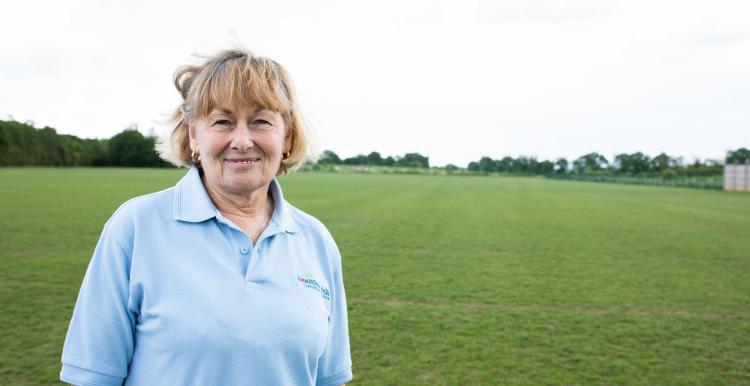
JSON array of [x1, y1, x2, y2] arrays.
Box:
[[240, 247, 249, 254]]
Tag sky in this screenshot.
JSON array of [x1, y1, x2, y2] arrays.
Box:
[[1, 0, 748, 167]]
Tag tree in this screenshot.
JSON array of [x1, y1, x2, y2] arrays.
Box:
[[478, 156, 494, 172], [650, 153, 676, 172], [38, 127, 66, 166], [554, 158, 568, 174], [727, 148, 750, 164], [343, 154, 367, 165], [495, 157, 514, 173], [614, 152, 650, 174], [512, 156, 534, 173], [109, 127, 164, 167], [444, 164, 459, 172], [573, 152, 609, 173], [366, 151, 383, 165], [396, 152, 429, 168], [539, 160, 554, 174], [319, 150, 341, 164]]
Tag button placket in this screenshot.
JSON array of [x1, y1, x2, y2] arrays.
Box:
[[214, 217, 248, 278], [246, 239, 272, 286], [243, 245, 262, 289], [237, 219, 281, 288]]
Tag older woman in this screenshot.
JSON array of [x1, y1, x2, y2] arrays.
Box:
[[60, 49, 352, 386]]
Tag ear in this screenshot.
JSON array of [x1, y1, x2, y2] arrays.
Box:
[[283, 124, 294, 153], [188, 120, 199, 151]]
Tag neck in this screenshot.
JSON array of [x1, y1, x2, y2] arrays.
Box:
[[202, 177, 271, 219], [202, 178, 275, 243]]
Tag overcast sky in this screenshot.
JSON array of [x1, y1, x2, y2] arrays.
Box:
[[2, 0, 748, 166]]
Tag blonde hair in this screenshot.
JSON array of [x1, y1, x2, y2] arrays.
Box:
[[157, 49, 316, 173]]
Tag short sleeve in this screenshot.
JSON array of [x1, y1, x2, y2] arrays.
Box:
[[316, 238, 353, 386], [60, 222, 137, 386]]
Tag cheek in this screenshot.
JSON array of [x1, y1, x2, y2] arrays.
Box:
[[200, 133, 229, 158], [260, 134, 285, 156]]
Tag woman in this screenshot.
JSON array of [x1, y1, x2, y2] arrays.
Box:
[[60, 49, 352, 386]]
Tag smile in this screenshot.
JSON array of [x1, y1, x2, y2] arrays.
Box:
[[225, 158, 261, 167]]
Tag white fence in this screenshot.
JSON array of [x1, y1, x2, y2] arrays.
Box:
[[724, 164, 750, 192]]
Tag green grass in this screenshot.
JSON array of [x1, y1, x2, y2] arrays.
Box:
[[1, 168, 749, 385]]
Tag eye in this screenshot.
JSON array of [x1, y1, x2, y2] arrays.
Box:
[[214, 119, 232, 126], [254, 119, 271, 125]]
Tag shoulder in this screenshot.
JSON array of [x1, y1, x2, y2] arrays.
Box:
[[107, 186, 175, 227], [286, 202, 336, 242], [283, 202, 343, 265], [102, 186, 176, 248]]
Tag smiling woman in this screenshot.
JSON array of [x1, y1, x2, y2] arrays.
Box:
[[161, 49, 314, 174], [59, 49, 352, 386]]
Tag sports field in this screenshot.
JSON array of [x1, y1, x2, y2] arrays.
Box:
[[1, 168, 749, 385]]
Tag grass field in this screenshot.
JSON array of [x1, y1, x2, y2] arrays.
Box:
[[1, 168, 749, 385]]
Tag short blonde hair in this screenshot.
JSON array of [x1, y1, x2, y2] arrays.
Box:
[[158, 49, 316, 173]]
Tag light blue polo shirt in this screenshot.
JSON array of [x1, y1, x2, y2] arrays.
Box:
[[61, 167, 352, 386]]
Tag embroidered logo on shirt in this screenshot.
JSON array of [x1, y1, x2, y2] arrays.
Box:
[[297, 274, 330, 300]]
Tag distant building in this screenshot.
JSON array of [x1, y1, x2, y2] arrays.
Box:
[[723, 164, 749, 192]]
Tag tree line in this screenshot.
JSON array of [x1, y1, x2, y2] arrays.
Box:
[[466, 149, 749, 176], [318, 150, 430, 168], [1, 119, 747, 175], [0, 119, 168, 167]]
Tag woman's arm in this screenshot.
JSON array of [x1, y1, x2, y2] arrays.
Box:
[[60, 219, 137, 385]]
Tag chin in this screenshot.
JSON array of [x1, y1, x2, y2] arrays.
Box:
[[224, 175, 266, 192]]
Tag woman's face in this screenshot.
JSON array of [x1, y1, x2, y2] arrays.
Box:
[[189, 104, 290, 197]]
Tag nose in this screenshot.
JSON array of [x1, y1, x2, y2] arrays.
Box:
[[230, 122, 254, 151]]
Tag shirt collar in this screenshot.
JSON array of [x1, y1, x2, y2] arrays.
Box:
[[173, 167, 301, 234], [173, 167, 216, 223], [267, 174, 302, 234]]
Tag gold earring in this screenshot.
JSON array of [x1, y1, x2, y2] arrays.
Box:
[[191, 148, 201, 166]]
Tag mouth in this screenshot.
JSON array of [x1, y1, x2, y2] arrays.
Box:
[[225, 157, 261, 167]]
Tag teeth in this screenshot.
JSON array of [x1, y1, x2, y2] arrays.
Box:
[[230, 160, 259, 164]]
